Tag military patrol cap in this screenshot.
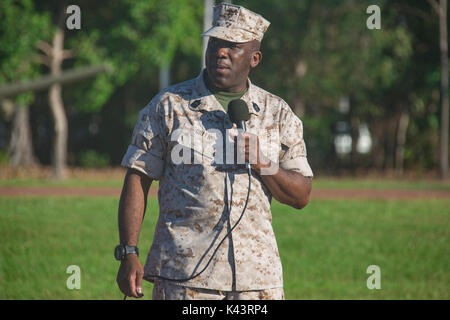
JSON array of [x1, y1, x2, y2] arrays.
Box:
[[201, 2, 270, 43]]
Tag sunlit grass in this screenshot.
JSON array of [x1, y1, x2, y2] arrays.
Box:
[[0, 196, 448, 299]]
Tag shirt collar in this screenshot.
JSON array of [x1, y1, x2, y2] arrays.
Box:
[[188, 69, 261, 116]]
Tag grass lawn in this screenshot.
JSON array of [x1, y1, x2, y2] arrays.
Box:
[[0, 196, 448, 299], [312, 177, 450, 191], [1, 174, 450, 191]]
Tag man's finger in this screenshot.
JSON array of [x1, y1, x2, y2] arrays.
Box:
[[129, 272, 138, 298], [135, 271, 144, 297]]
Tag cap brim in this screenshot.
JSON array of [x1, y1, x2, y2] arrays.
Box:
[[201, 26, 260, 43]]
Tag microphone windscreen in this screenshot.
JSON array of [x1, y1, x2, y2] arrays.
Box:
[[227, 99, 250, 123]]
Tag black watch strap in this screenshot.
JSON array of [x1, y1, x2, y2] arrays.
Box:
[[114, 244, 139, 261]]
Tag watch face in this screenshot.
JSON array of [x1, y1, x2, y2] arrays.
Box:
[[114, 245, 125, 260]]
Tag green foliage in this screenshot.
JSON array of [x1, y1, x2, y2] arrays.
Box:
[[0, 0, 51, 105], [238, 0, 441, 172], [78, 150, 110, 168], [122, 0, 203, 66], [302, 113, 338, 170], [66, 31, 115, 113], [0, 0, 444, 172], [65, 0, 203, 114]]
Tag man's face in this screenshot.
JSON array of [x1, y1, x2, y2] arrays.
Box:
[[205, 37, 261, 92]]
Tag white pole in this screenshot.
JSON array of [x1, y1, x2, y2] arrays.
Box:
[[159, 63, 170, 91], [202, 0, 214, 70]]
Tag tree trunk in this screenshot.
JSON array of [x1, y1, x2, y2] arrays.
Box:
[[350, 116, 360, 173], [349, 99, 360, 173], [438, 0, 448, 179], [49, 28, 68, 180], [385, 117, 397, 171], [372, 120, 386, 171], [8, 104, 38, 167], [395, 111, 410, 175]]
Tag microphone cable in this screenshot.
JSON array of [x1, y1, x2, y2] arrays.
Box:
[[123, 168, 252, 299]]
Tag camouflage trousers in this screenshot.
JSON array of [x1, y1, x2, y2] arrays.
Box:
[[152, 280, 285, 300]]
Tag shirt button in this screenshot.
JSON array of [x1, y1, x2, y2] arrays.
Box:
[[191, 100, 201, 108]]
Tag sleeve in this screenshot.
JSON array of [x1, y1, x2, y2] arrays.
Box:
[[278, 104, 314, 178], [120, 101, 166, 180]]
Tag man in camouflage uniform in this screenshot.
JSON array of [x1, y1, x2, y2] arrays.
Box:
[[116, 3, 313, 300]]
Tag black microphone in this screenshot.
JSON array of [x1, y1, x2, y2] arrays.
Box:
[[228, 99, 250, 131], [227, 99, 251, 174]]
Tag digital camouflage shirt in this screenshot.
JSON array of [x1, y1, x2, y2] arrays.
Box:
[[121, 70, 313, 291]]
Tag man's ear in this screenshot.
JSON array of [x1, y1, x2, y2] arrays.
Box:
[[250, 51, 262, 68]]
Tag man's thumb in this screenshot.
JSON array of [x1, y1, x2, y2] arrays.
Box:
[[136, 271, 144, 296]]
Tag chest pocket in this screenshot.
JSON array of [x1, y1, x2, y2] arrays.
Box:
[[167, 126, 200, 166], [247, 127, 281, 164], [170, 126, 243, 170], [168, 124, 216, 166]]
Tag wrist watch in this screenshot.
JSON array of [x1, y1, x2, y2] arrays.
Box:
[[114, 244, 139, 261]]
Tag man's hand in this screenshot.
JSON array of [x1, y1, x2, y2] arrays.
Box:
[[238, 132, 271, 174], [237, 132, 312, 210], [116, 254, 144, 298]]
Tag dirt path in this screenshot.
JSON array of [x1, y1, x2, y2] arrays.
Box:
[[0, 186, 449, 199]]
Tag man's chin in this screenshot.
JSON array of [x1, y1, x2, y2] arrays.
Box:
[[206, 73, 230, 91]]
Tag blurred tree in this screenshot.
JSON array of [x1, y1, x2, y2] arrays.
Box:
[[65, 0, 203, 167], [38, 26, 75, 179], [0, 0, 51, 167], [236, 0, 448, 176], [20, 0, 202, 178], [2, 0, 444, 176], [202, 0, 215, 70], [392, 1, 447, 175], [236, 0, 414, 174], [427, 0, 448, 179]]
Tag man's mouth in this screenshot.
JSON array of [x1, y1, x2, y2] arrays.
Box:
[[212, 63, 230, 71]]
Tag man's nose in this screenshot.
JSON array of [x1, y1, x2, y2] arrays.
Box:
[[214, 46, 229, 57]]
